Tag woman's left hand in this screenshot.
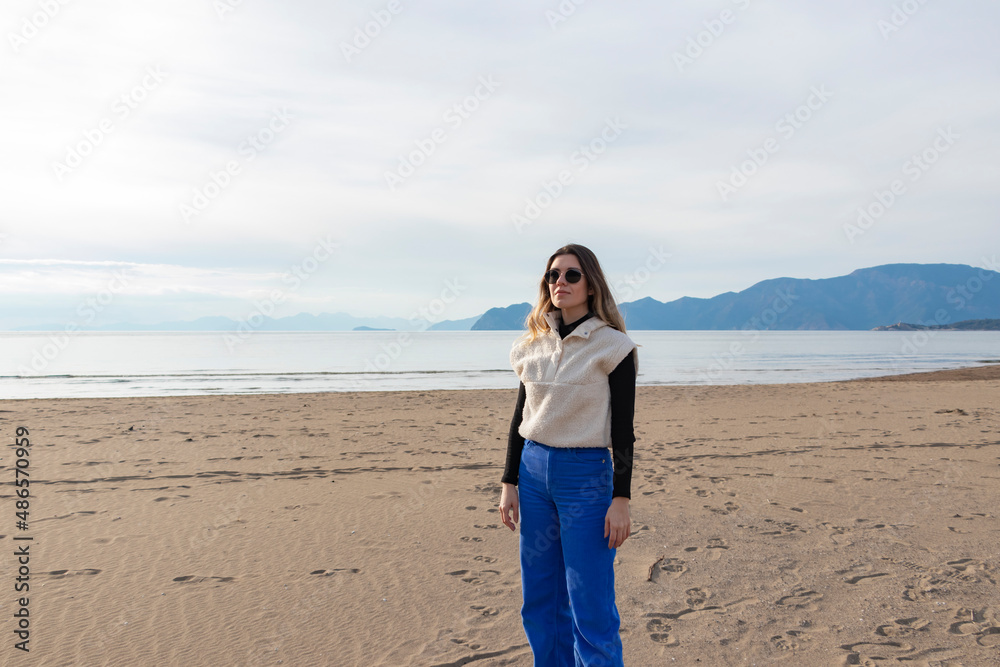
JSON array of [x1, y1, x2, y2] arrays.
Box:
[[604, 497, 631, 549]]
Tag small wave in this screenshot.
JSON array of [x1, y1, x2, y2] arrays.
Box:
[[4, 369, 511, 380]]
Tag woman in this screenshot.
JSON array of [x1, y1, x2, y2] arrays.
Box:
[[499, 243, 638, 666]]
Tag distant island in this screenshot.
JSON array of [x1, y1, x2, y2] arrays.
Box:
[[872, 319, 1000, 331]]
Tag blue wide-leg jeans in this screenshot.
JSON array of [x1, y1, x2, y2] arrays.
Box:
[[518, 439, 624, 667]]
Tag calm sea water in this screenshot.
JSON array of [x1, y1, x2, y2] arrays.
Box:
[[1, 330, 997, 399]]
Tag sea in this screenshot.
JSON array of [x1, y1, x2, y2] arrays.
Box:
[[1, 330, 998, 400]]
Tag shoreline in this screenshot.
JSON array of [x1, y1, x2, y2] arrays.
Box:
[[2, 361, 999, 404], [840, 361, 1000, 382]]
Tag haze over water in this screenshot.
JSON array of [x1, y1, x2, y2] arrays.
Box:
[[2, 330, 997, 399]]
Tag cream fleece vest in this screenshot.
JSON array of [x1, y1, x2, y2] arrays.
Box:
[[510, 310, 638, 448]]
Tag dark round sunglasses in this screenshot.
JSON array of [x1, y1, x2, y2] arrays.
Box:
[[544, 268, 584, 284]]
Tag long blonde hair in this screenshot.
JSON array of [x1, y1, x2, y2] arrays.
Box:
[[518, 243, 628, 344]]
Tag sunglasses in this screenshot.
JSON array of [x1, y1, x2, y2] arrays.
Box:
[[544, 268, 584, 284]]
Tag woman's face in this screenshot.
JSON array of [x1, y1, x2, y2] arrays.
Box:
[[547, 254, 593, 316]]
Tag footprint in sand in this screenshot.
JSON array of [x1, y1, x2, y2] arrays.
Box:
[[769, 633, 799, 651], [838, 640, 915, 664], [39, 510, 99, 523], [685, 587, 710, 608], [463, 603, 502, 630], [450, 637, 484, 651], [45, 569, 101, 578], [460, 536, 484, 542], [844, 572, 889, 585], [648, 560, 677, 581], [689, 473, 729, 485], [776, 587, 823, 610], [818, 522, 851, 545], [766, 623, 822, 651], [310, 568, 361, 576], [630, 524, 655, 540], [948, 607, 1000, 638], [446, 569, 500, 586], [647, 557, 688, 582], [979, 627, 1000, 647], [879, 557, 925, 575], [760, 518, 806, 536], [644, 614, 679, 646], [706, 501, 740, 515], [474, 483, 502, 496], [876, 617, 930, 637], [469, 604, 499, 617], [903, 575, 948, 602], [705, 537, 729, 560], [940, 558, 998, 584]]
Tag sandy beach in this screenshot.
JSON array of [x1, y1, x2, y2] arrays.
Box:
[[2, 365, 999, 666]]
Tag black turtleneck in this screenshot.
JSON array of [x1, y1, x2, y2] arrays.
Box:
[[501, 311, 636, 499]]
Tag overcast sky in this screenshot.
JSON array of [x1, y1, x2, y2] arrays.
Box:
[[2, 0, 998, 329]]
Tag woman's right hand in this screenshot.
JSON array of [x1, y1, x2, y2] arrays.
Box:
[[499, 483, 519, 531]]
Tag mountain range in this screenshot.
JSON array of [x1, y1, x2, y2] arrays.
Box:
[[474, 263, 1000, 331], [13, 263, 1000, 332]]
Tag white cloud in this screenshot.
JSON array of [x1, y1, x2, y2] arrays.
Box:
[[0, 259, 282, 298], [1, 0, 998, 327]]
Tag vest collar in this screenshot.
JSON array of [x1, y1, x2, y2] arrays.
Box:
[[543, 310, 607, 341]]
